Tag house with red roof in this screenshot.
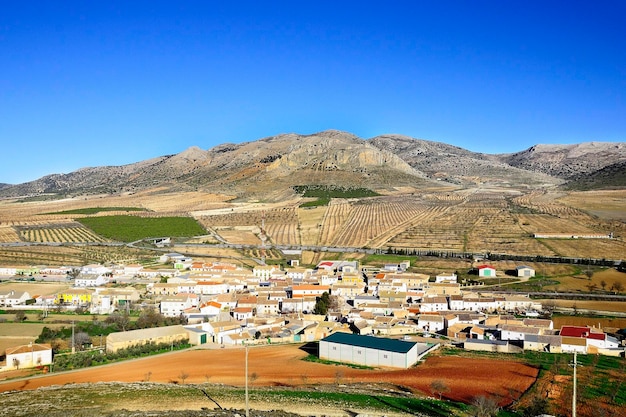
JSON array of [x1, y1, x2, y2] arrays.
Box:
[[477, 265, 497, 277], [559, 325, 620, 353]]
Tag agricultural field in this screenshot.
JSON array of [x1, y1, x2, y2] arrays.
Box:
[[0, 188, 623, 268], [0, 226, 20, 243], [0, 245, 156, 267], [17, 222, 109, 243], [0, 282, 69, 296], [77, 215, 207, 242], [557, 189, 626, 221]]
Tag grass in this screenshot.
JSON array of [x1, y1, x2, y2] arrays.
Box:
[[359, 253, 414, 265], [302, 354, 374, 369], [241, 388, 466, 416], [77, 215, 207, 242], [0, 382, 467, 417], [43, 207, 146, 215]]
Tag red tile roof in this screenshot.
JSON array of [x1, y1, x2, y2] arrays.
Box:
[[559, 325, 605, 340]]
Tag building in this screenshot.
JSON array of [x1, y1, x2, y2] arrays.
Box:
[[0, 290, 31, 307], [477, 265, 497, 277], [319, 332, 421, 369], [106, 325, 190, 353], [5, 343, 53, 370], [515, 266, 535, 277]]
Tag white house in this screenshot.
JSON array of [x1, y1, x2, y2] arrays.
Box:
[[81, 264, 111, 275], [5, 343, 52, 370], [419, 296, 448, 312], [280, 297, 316, 314], [417, 314, 446, 333], [477, 265, 497, 277], [196, 281, 229, 295], [0, 290, 31, 307], [435, 274, 458, 283], [0, 267, 17, 276], [75, 273, 109, 287], [160, 294, 198, 317]]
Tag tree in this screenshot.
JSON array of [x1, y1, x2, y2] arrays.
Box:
[[430, 379, 449, 400], [106, 310, 131, 331], [611, 281, 624, 294], [600, 280, 607, 291], [522, 395, 549, 417], [14, 311, 26, 322], [313, 292, 331, 315], [73, 331, 92, 351], [471, 395, 500, 417], [12, 357, 20, 370], [136, 308, 164, 329], [179, 370, 189, 384]]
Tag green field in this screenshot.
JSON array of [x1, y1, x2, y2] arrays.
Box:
[[295, 185, 380, 207], [44, 207, 146, 215], [77, 215, 207, 242]]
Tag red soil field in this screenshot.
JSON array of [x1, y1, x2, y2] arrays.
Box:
[[0, 344, 538, 406]]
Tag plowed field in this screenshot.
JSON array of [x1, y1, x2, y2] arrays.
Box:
[[0, 344, 538, 407]]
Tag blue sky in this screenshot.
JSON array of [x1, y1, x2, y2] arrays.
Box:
[[1, 1, 624, 184]]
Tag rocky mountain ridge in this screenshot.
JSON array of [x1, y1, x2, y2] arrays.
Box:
[[0, 130, 624, 199]]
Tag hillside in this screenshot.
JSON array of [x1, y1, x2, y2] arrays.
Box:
[[500, 142, 626, 179], [564, 160, 626, 190], [368, 135, 560, 187], [0, 131, 624, 200]]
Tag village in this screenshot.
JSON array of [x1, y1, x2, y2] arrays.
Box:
[[1, 253, 624, 372]]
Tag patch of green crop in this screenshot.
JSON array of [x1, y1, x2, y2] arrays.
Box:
[[43, 207, 146, 215], [77, 215, 206, 242], [295, 185, 379, 207]]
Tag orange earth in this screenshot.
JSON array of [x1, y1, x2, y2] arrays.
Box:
[[0, 344, 538, 406]]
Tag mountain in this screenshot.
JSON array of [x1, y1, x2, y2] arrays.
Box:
[[499, 142, 626, 179], [0, 131, 623, 200], [367, 135, 560, 187]]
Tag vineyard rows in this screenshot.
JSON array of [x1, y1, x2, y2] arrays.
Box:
[[328, 200, 427, 248], [317, 201, 353, 246], [264, 222, 299, 245], [19, 224, 109, 243]]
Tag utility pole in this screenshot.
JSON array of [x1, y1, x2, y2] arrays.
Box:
[[245, 344, 249, 417], [571, 351, 578, 417], [71, 320, 75, 354]]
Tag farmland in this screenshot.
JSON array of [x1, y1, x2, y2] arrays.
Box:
[[77, 215, 207, 242], [0, 188, 623, 268]]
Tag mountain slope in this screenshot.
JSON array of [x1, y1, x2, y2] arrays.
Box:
[[564, 160, 626, 190], [368, 134, 561, 187], [0, 130, 432, 200], [0, 131, 623, 200], [500, 142, 626, 179]]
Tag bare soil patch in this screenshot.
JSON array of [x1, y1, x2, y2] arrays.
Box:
[[0, 344, 538, 408]]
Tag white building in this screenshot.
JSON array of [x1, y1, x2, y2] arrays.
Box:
[[5, 343, 52, 370], [319, 333, 421, 369]]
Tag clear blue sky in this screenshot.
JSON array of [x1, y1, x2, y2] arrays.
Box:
[[1, 1, 624, 184]]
